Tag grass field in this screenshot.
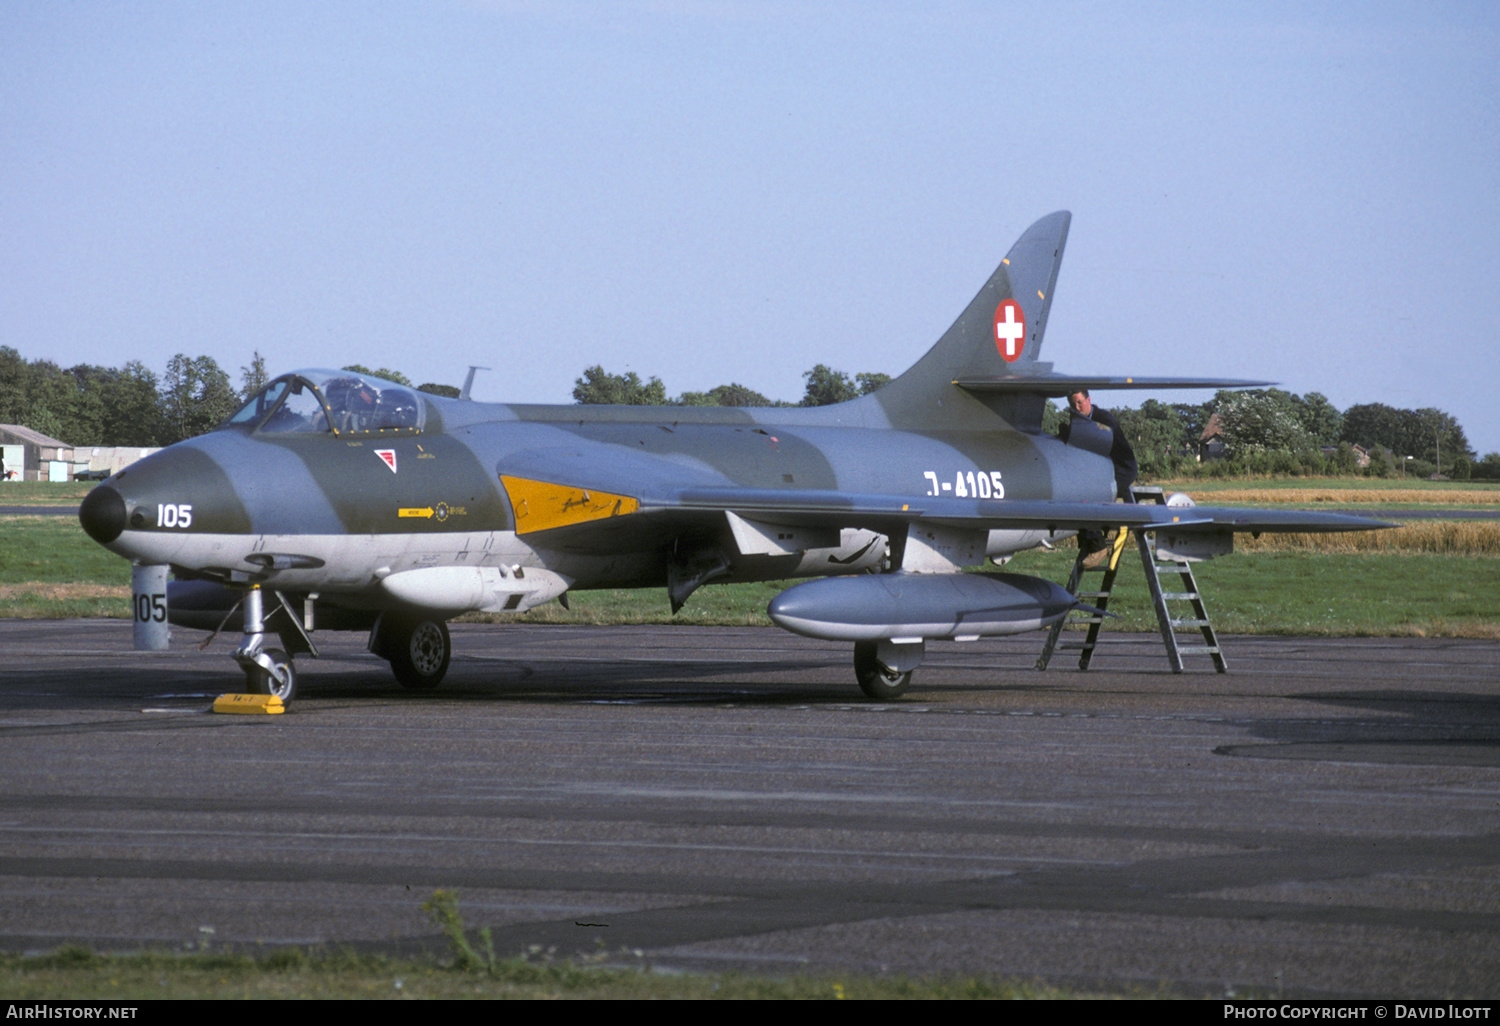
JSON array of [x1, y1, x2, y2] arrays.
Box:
[[1149, 476, 1500, 515], [4, 479, 1497, 636], [0, 481, 92, 505], [0, 888, 1146, 999], [0, 942, 1105, 1001]]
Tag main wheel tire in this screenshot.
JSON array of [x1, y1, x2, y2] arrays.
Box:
[[853, 641, 912, 701], [386, 615, 450, 690], [246, 647, 297, 703]]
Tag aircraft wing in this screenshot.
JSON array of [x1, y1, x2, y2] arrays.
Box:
[[660, 488, 1393, 535], [498, 446, 1391, 554], [507, 478, 1392, 554]]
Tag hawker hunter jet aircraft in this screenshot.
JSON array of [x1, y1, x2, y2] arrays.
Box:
[[80, 211, 1385, 704]]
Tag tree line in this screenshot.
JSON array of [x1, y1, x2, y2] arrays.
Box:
[[4, 346, 1489, 481], [0, 348, 246, 448], [570, 363, 889, 408], [1109, 389, 1482, 481]]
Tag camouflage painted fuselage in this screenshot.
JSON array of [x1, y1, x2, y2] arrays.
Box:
[[82, 385, 1114, 611]]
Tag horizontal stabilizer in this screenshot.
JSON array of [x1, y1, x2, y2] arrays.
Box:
[[954, 374, 1272, 398]]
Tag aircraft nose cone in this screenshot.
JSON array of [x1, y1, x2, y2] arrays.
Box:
[[79, 485, 127, 545]]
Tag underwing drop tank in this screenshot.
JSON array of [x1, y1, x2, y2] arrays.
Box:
[[767, 571, 1080, 643]]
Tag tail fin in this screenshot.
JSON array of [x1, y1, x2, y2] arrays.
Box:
[[863, 211, 1071, 431]]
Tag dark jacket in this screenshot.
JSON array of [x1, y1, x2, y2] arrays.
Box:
[[1061, 405, 1138, 500]]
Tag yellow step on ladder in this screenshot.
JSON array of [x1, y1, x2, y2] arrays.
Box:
[[1035, 486, 1227, 674]]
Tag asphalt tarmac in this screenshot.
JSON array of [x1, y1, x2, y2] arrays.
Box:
[[1, 619, 1497, 998]]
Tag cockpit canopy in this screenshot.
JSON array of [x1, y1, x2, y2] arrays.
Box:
[[223, 370, 426, 437]]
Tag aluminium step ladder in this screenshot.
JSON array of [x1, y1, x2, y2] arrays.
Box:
[[1035, 486, 1227, 673]]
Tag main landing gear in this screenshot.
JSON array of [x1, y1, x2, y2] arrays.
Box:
[[372, 613, 451, 690], [852, 640, 918, 701]]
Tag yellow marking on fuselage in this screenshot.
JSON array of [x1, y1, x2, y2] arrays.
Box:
[[500, 475, 640, 534], [398, 503, 466, 521]]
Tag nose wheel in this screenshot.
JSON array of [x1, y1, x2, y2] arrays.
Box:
[[244, 648, 297, 702]]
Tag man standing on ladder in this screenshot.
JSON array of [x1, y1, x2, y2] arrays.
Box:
[[1060, 390, 1138, 559]]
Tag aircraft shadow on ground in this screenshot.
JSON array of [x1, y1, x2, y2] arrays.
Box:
[[281, 656, 871, 706], [1219, 689, 1500, 768]]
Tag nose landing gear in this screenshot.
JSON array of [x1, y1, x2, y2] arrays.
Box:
[[231, 585, 311, 703]]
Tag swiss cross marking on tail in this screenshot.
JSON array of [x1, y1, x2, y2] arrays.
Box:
[[993, 299, 1026, 362]]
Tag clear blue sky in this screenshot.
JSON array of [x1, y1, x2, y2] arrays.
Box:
[[4, 1, 1497, 453]]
